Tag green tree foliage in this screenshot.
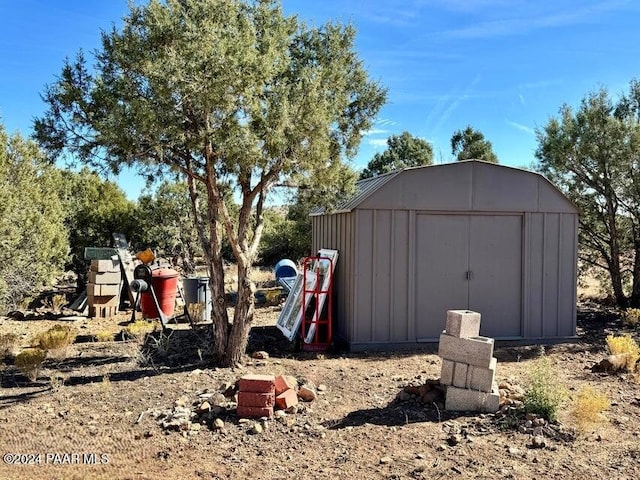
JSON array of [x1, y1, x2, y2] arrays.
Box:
[[34, 0, 385, 366], [0, 125, 68, 312], [59, 168, 137, 287], [135, 180, 205, 273], [451, 126, 499, 163], [360, 131, 432, 179], [535, 80, 640, 307], [286, 161, 358, 259]]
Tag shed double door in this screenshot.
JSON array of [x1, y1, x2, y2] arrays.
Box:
[[415, 214, 522, 340]]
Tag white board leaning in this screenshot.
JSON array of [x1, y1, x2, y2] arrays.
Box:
[[276, 271, 317, 341]]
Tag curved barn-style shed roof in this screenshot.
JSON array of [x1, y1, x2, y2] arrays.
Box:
[[311, 160, 579, 351], [313, 160, 578, 216]]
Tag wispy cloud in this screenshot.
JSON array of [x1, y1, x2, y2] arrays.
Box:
[[363, 128, 389, 136], [433, 1, 634, 40], [506, 119, 535, 135], [375, 118, 397, 127], [425, 75, 482, 134], [368, 138, 388, 148]]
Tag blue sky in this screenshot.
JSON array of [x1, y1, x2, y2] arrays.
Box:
[[1, 0, 639, 199]]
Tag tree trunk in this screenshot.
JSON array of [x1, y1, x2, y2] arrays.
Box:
[[605, 193, 627, 307], [222, 261, 255, 366], [630, 231, 640, 307]]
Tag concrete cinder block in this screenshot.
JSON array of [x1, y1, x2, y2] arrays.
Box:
[[89, 270, 121, 285], [87, 283, 120, 297], [453, 362, 469, 388], [87, 294, 119, 307], [440, 359, 455, 385], [445, 385, 500, 413], [238, 374, 276, 393], [466, 357, 497, 392], [90, 258, 120, 273], [446, 310, 481, 338], [438, 332, 494, 368], [237, 391, 275, 408]]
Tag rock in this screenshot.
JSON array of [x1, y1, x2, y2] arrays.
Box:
[[398, 391, 413, 402], [251, 351, 269, 360], [249, 422, 263, 434], [499, 382, 512, 390], [508, 447, 521, 455], [592, 354, 629, 373], [447, 434, 462, 446], [317, 384, 327, 392], [298, 385, 317, 402], [286, 405, 299, 414], [274, 410, 287, 419], [533, 426, 544, 437], [421, 390, 441, 403], [531, 436, 546, 449], [190, 423, 202, 432], [213, 418, 225, 429], [379, 457, 393, 464], [189, 369, 203, 376], [210, 393, 227, 407], [436, 444, 447, 452], [197, 402, 211, 414], [533, 418, 546, 427], [174, 395, 190, 408]]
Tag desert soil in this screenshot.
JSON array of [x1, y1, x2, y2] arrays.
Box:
[[1, 297, 639, 480]]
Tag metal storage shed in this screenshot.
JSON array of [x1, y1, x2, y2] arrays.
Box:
[[311, 160, 579, 351]]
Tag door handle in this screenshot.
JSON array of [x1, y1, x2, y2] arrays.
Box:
[[465, 270, 473, 280]]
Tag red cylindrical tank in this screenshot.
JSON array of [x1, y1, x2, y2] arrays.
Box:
[[140, 267, 179, 319]]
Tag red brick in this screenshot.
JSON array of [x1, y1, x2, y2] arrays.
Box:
[[236, 405, 273, 418], [274, 375, 296, 395], [238, 391, 275, 408], [239, 374, 275, 393], [275, 389, 298, 410]]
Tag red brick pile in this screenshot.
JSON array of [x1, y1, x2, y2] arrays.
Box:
[[237, 374, 299, 418]]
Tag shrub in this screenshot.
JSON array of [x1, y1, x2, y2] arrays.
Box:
[[14, 348, 47, 381], [606, 334, 640, 372], [0, 333, 19, 359], [622, 308, 640, 328], [523, 356, 566, 422], [32, 325, 77, 351], [571, 385, 609, 431], [95, 331, 114, 342], [125, 320, 158, 341]]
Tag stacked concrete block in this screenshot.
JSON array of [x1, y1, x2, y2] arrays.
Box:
[[88, 258, 121, 318], [237, 374, 275, 418], [439, 310, 499, 413]]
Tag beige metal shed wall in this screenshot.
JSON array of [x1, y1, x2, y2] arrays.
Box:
[[524, 212, 578, 338], [311, 212, 354, 342], [352, 209, 413, 345]]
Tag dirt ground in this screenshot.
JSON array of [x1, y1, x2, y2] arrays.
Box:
[[1, 296, 640, 479]]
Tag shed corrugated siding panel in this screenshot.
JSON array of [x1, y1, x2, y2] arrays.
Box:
[[354, 210, 373, 342], [373, 211, 392, 342], [392, 211, 410, 342], [526, 213, 577, 339], [311, 213, 354, 342], [352, 209, 412, 344]]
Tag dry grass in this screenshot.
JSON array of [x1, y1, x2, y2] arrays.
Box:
[[606, 334, 640, 372], [0, 333, 19, 359], [124, 319, 158, 342], [95, 330, 115, 342], [622, 308, 640, 328], [32, 324, 77, 351], [571, 385, 610, 431], [14, 348, 47, 381]]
